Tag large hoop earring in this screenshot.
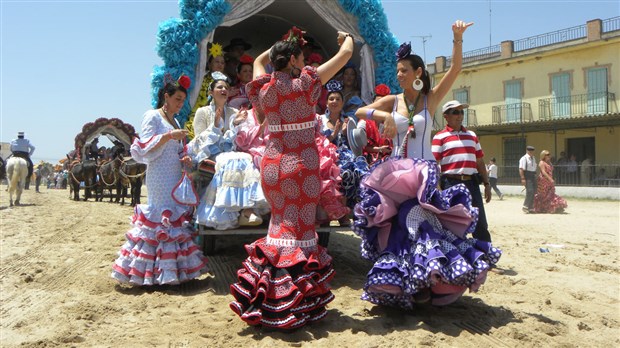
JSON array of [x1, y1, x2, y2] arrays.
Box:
[[290, 67, 301, 78], [412, 78, 423, 91]]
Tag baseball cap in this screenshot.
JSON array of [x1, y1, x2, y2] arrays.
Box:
[[442, 100, 469, 113]]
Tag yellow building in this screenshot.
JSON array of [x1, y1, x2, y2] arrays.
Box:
[[430, 17, 620, 185]]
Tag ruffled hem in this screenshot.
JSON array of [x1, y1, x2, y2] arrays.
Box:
[[353, 158, 501, 309], [230, 255, 335, 329], [111, 214, 208, 286]]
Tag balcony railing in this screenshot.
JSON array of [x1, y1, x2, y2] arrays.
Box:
[[513, 24, 587, 52], [445, 45, 501, 68], [497, 164, 620, 187], [492, 103, 533, 124], [538, 92, 617, 120], [433, 108, 477, 130], [603, 17, 620, 33]]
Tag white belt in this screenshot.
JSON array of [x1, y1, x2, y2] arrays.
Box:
[[268, 120, 315, 133], [266, 235, 317, 248]]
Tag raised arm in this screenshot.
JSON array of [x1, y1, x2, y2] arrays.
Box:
[[317, 32, 354, 85], [253, 48, 271, 78], [429, 20, 474, 109]]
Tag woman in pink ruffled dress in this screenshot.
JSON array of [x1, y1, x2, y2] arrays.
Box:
[[111, 76, 208, 286], [534, 150, 567, 213]]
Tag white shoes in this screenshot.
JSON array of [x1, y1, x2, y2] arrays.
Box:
[[239, 212, 263, 226]]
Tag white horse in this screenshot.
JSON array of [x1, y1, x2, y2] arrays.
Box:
[[7, 157, 28, 206]]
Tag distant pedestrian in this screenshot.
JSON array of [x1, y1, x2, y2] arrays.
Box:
[[34, 165, 42, 193], [519, 145, 537, 213], [487, 157, 503, 200]]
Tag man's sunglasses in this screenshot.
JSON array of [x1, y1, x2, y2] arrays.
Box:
[[447, 109, 464, 115]]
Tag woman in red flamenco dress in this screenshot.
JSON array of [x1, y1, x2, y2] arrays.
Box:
[[534, 150, 568, 213], [229, 27, 354, 330]]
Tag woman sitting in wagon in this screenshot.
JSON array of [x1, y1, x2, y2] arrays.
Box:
[[187, 73, 268, 230]]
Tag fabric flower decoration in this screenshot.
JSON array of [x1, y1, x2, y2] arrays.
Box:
[[282, 26, 307, 47], [239, 54, 254, 64], [177, 74, 191, 89], [211, 71, 228, 82], [325, 79, 343, 93], [374, 84, 391, 97], [209, 42, 223, 58], [307, 53, 323, 65], [395, 42, 412, 60]]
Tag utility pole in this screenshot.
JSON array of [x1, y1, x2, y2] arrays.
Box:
[[411, 35, 432, 64]]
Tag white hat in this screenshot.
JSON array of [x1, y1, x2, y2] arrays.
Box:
[[17, 131, 25, 137], [347, 118, 368, 157], [442, 100, 469, 113]]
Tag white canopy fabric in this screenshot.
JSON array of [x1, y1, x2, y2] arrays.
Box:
[[189, 0, 375, 107]]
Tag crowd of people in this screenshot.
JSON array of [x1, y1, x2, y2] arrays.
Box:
[[106, 20, 511, 331]]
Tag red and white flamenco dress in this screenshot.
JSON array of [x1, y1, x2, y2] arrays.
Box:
[[230, 67, 336, 329]]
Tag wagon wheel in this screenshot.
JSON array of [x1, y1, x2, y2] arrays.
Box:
[[203, 235, 216, 255]]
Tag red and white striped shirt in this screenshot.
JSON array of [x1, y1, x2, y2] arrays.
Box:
[[432, 126, 484, 175]]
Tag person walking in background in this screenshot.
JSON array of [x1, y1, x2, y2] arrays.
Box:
[[34, 165, 42, 193], [432, 100, 493, 243], [580, 156, 593, 186], [229, 27, 354, 330], [566, 154, 578, 185], [519, 145, 538, 213], [534, 150, 567, 213], [487, 157, 503, 200]]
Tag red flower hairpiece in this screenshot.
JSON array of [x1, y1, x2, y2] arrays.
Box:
[[374, 84, 391, 97], [177, 74, 191, 89], [307, 53, 323, 65], [282, 26, 307, 47], [163, 73, 191, 90], [239, 54, 254, 64]]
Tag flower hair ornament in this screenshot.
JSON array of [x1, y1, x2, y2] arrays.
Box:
[[307, 53, 323, 66], [209, 42, 224, 58], [325, 79, 343, 93], [282, 26, 307, 47], [396, 42, 424, 91], [163, 73, 191, 90], [374, 84, 391, 97], [211, 71, 229, 83], [239, 54, 254, 64]]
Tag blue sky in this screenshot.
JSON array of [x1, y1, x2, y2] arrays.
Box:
[[1, 0, 618, 163]]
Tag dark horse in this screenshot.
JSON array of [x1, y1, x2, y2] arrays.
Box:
[[0, 156, 6, 184], [69, 159, 99, 201], [97, 157, 123, 204], [120, 158, 146, 207]]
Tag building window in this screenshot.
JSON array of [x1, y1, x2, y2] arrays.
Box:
[[550, 72, 571, 118], [586, 67, 609, 115], [504, 80, 523, 123], [454, 89, 470, 125]]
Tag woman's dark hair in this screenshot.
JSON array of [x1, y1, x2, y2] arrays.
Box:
[[156, 83, 188, 108], [398, 54, 431, 95], [269, 40, 302, 71], [327, 90, 344, 100], [236, 61, 252, 74], [210, 76, 230, 91]]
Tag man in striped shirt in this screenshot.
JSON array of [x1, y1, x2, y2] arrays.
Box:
[[432, 100, 492, 242]]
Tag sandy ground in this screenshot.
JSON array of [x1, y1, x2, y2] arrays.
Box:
[[1, 185, 619, 347]]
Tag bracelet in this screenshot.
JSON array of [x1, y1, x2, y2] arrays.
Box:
[[366, 109, 375, 120], [453, 39, 463, 44], [345, 34, 354, 40]]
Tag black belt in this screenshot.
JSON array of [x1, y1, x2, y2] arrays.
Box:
[[443, 174, 473, 181]]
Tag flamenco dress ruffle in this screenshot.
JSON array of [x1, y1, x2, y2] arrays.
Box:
[[111, 124, 208, 286], [230, 237, 335, 329], [353, 157, 502, 308], [315, 136, 350, 223]]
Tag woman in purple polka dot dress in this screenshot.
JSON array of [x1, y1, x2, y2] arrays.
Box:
[[352, 157, 502, 309]]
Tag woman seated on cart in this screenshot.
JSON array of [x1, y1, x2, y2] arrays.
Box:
[[187, 72, 269, 230]]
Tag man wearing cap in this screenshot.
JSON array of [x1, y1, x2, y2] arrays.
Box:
[[10, 131, 36, 190], [519, 145, 538, 213], [432, 100, 492, 242]]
